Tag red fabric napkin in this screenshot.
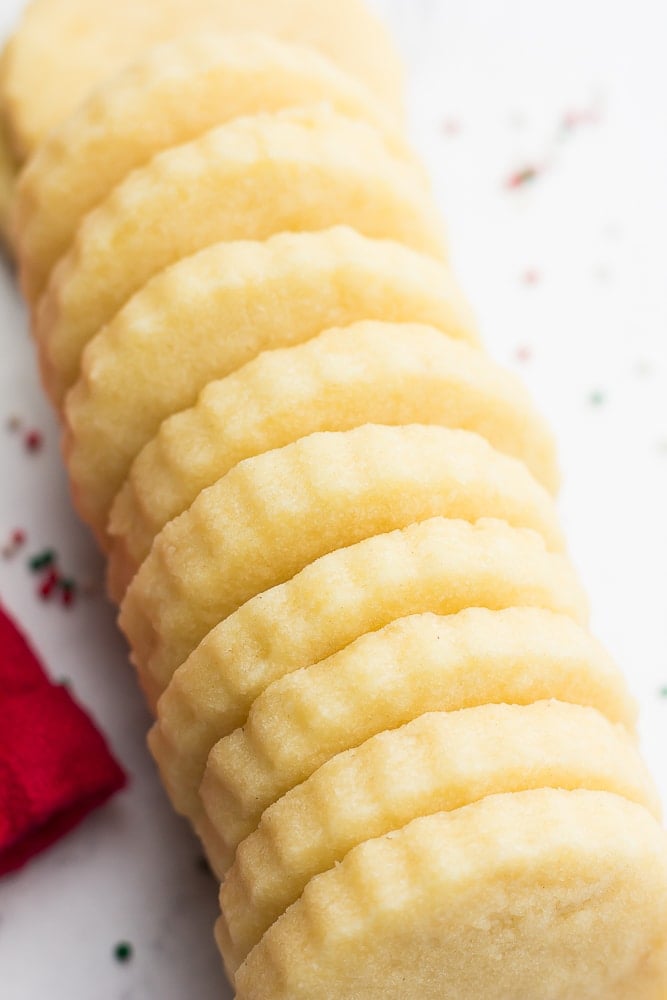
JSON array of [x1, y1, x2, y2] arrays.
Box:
[[0, 605, 127, 876]]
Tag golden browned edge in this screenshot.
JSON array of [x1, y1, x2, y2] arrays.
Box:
[[0, 45, 19, 255]]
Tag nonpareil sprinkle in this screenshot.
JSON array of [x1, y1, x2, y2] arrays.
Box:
[[29, 549, 56, 572], [505, 165, 539, 189], [38, 569, 60, 600], [521, 269, 540, 286], [560, 107, 600, 133], [26, 549, 80, 608], [634, 359, 653, 378], [113, 941, 133, 964], [24, 429, 44, 453], [442, 118, 462, 137], [2, 529, 27, 560], [60, 578, 77, 607]]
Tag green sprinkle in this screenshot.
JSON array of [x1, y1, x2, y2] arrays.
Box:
[[506, 166, 539, 189], [589, 390, 606, 406], [114, 942, 133, 964], [659, 687, 667, 699], [28, 549, 56, 572]]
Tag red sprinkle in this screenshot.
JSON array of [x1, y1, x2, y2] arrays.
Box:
[[516, 346, 533, 363], [561, 108, 600, 131], [39, 569, 60, 600], [522, 269, 540, 286], [505, 165, 539, 189], [2, 529, 27, 560], [24, 548, 82, 610], [60, 579, 77, 608], [442, 118, 462, 137], [24, 430, 44, 453]]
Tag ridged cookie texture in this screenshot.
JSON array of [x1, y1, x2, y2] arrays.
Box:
[[233, 790, 667, 1000], [12, 32, 409, 303], [150, 518, 590, 825], [119, 425, 564, 704], [7, 1, 667, 997], [65, 230, 477, 548], [107, 321, 557, 583], [36, 106, 444, 408], [0, 0, 404, 162], [199, 606, 635, 871], [219, 701, 657, 972]]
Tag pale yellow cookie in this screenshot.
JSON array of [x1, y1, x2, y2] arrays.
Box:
[[106, 322, 558, 584], [65, 229, 478, 550], [232, 790, 667, 1000], [150, 518, 591, 825], [219, 701, 658, 971], [12, 32, 410, 303], [200, 607, 635, 870], [36, 107, 445, 407], [0, 120, 16, 246], [0, 44, 17, 246], [119, 425, 564, 705], [0, 0, 404, 162]]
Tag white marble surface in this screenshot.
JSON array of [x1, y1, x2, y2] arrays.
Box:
[[1, 1, 666, 997]]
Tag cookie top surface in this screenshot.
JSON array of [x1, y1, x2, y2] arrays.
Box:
[[150, 518, 590, 825], [1, 0, 404, 160], [37, 106, 444, 407], [234, 790, 667, 1000], [12, 32, 408, 302], [119, 425, 563, 703], [102, 320, 555, 581], [219, 701, 656, 970], [64, 235, 476, 552], [200, 606, 633, 863]]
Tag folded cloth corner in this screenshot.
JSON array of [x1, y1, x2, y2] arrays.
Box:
[[0, 604, 127, 877]]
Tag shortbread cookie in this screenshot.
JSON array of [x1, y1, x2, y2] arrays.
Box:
[[0, 0, 404, 162], [119, 426, 564, 703], [36, 107, 445, 407], [200, 607, 634, 867], [0, 122, 16, 244], [64, 229, 477, 548], [12, 33, 409, 302], [219, 701, 657, 971], [106, 322, 558, 583], [150, 519, 591, 823], [0, 45, 17, 244], [232, 790, 667, 1000]]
